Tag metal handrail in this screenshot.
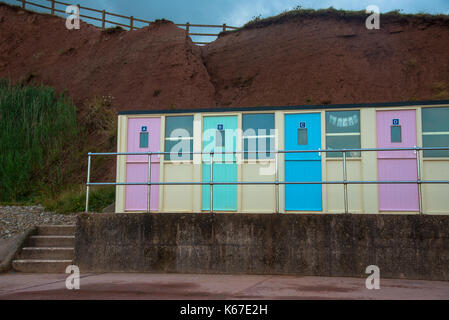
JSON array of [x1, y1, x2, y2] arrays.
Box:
[[85, 147, 449, 213], [87, 146, 449, 155]]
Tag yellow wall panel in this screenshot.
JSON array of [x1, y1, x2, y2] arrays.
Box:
[[422, 160, 449, 214], [241, 163, 276, 213], [162, 163, 196, 212], [360, 108, 379, 214], [115, 115, 127, 213], [325, 160, 363, 213]]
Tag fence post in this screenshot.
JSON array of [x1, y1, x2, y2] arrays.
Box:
[[147, 153, 152, 213], [21, 0, 25, 9], [101, 10, 106, 30], [130, 16, 134, 30], [416, 148, 423, 214], [186, 22, 190, 35], [51, 0, 55, 15], [343, 151, 349, 214], [210, 152, 214, 213], [85, 154, 91, 213], [223, 23, 226, 32]]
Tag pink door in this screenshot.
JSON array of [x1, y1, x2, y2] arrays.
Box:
[[125, 118, 160, 211], [376, 110, 418, 211]]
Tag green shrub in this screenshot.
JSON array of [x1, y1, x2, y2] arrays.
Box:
[[0, 79, 79, 202], [43, 185, 115, 213]]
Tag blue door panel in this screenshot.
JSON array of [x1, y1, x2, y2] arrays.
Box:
[[202, 163, 237, 211], [202, 115, 238, 211], [285, 113, 321, 161], [284, 113, 322, 211], [285, 161, 322, 211]]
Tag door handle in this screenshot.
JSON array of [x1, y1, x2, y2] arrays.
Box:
[[318, 148, 321, 157], [413, 145, 417, 155]]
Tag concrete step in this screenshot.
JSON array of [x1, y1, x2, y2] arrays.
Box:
[[28, 235, 75, 248], [37, 225, 76, 236], [12, 260, 73, 273], [18, 247, 74, 260]]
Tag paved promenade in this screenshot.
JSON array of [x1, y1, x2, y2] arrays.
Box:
[[1, 273, 448, 300]]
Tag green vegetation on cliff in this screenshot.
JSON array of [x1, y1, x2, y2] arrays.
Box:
[[0, 80, 115, 212]]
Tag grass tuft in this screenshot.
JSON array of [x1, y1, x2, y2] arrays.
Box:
[[239, 7, 449, 30], [0, 79, 79, 202]]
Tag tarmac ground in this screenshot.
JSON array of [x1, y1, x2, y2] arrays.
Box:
[[0, 272, 448, 300]]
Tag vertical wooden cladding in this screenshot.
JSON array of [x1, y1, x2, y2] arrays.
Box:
[[376, 110, 419, 212], [162, 115, 195, 212], [325, 110, 363, 213], [241, 113, 276, 213], [284, 113, 322, 211], [202, 116, 238, 211], [421, 107, 449, 214], [125, 117, 160, 212], [115, 103, 449, 214]]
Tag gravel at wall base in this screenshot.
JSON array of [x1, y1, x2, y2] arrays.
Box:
[[0, 206, 77, 239]]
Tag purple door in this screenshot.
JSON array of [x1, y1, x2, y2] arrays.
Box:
[[125, 118, 160, 211], [376, 110, 418, 211]]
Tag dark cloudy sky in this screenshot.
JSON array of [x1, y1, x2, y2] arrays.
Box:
[[4, 0, 448, 26], [3, 0, 448, 42]]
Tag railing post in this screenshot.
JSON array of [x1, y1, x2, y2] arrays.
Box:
[[51, 0, 55, 15], [275, 152, 279, 214], [210, 151, 214, 213], [101, 10, 106, 30], [130, 16, 134, 30], [343, 151, 349, 214], [147, 153, 152, 213], [21, 0, 25, 9], [223, 23, 226, 32], [85, 154, 91, 213], [186, 22, 190, 35], [416, 148, 423, 214]]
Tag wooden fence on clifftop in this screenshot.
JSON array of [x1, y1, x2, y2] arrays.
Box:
[[14, 0, 238, 44]]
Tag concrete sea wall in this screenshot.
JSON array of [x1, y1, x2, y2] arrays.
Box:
[[75, 213, 449, 280]]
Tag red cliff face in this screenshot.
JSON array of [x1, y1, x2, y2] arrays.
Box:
[[1, 3, 449, 113], [202, 14, 449, 108], [0, 4, 215, 110]]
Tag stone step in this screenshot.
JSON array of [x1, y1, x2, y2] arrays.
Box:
[[28, 235, 75, 248], [36, 225, 76, 236], [12, 260, 73, 273], [18, 247, 74, 260]]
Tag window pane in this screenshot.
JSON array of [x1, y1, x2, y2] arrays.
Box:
[[298, 128, 308, 145], [326, 135, 361, 157], [244, 137, 275, 159], [423, 134, 449, 157], [422, 107, 449, 132], [164, 139, 193, 160], [326, 111, 360, 134], [216, 130, 225, 147], [164, 116, 193, 160], [242, 114, 275, 160], [165, 116, 194, 137], [391, 126, 402, 143], [243, 113, 274, 135], [139, 132, 148, 148]]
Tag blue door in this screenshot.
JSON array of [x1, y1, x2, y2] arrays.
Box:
[[284, 113, 322, 211], [202, 116, 237, 211]]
